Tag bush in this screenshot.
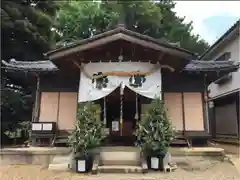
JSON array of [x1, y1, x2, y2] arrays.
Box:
[[135, 97, 175, 156], [68, 102, 105, 156]]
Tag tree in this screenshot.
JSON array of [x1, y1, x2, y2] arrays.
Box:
[[1, 0, 58, 145], [1, 0, 58, 61], [55, 0, 209, 55], [135, 97, 175, 156], [68, 102, 105, 155], [55, 1, 119, 44]]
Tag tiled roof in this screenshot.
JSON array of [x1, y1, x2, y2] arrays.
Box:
[[184, 60, 239, 72], [2, 59, 238, 73], [46, 26, 196, 59], [2, 59, 58, 72]]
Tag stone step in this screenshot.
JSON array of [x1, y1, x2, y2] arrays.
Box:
[[98, 165, 143, 173], [100, 150, 141, 166], [48, 163, 69, 171], [51, 155, 71, 164], [101, 159, 140, 166], [48, 154, 71, 171], [100, 146, 140, 152], [171, 139, 188, 144]]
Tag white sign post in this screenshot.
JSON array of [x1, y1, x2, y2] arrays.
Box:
[[112, 121, 119, 131]]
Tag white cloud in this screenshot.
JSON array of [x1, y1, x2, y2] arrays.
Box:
[[173, 1, 240, 44]]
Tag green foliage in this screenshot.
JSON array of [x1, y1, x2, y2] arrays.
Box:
[[55, 0, 209, 54], [4, 129, 22, 139], [1, 0, 58, 61], [135, 97, 175, 156], [1, 0, 58, 145], [68, 102, 105, 156], [4, 120, 31, 145], [55, 1, 119, 44]]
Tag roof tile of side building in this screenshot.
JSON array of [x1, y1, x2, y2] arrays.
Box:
[[2, 59, 58, 72], [184, 60, 239, 72]]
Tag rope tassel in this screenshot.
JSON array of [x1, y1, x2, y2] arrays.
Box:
[[120, 83, 124, 136], [103, 97, 107, 126], [135, 93, 139, 120]]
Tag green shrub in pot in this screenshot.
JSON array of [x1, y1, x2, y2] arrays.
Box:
[[68, 102, 105, 173], [135, 97, 175, 170]]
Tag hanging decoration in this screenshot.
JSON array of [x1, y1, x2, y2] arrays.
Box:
[[120, 82, 125, 136], [77, 62, 162, 102], [92, 72, 109, 90], [77, 62, 175, 80], [84, 65, 160, 79], [134, 93, 139, 120], [103, 97, 107, 126], [129, 73, 146, 88]]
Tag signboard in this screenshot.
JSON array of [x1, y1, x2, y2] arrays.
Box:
[[42, 123, 53, 131], [151, 157, 159, 169], [32, 123, 42, 131], [112, 121, 119, 131], [77, 160, 86, 172]]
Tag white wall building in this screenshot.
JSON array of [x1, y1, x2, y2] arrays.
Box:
[[201, 20, 240, 99], [200, 19, 240, 140]]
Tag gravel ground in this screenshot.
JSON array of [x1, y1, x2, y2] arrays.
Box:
[[0, 157, 239, 180]]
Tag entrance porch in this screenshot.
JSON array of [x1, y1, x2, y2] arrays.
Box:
[[98, 86, 147, 146]]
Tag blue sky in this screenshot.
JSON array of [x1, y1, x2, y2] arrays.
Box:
[[173, 1, 240, 45]]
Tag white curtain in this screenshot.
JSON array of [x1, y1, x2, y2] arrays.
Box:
[[78, 62, 162, 102]]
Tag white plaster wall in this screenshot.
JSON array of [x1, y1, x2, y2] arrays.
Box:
[[209, 35, 240, 64], [208, 35, 240, 98], [208, 72, 240, 98]]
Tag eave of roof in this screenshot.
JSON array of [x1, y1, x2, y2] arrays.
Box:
[[184, 60, 239, 72], [45, 27, 196, 60], [2, 59, 58, 72], [2, 59, 239, 73], [200, 19, 240, 59]]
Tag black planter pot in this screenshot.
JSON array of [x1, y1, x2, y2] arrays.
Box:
[[146, 155, 164, 171], [75, 154, 93, 173]]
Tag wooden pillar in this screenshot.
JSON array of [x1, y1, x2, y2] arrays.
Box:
[[181, 92, 186, 132], [33, 74, 40, 122], [203, 74, 209, 133]]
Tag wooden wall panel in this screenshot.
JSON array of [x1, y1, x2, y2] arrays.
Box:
[[39, 92, 59, 122], [183, 93, 204, 131], [164, 93, 183, 130], [58, 92, 78, 130]]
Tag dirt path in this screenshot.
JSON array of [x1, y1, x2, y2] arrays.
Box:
[[0, 160, 239, 180]]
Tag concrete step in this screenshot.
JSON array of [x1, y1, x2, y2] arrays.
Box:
[[101, 159, 140, 166], [48, 163, 69, 171], [100, 146, 140, 152], [98, 165, 143, 173], [51, 155, 70, 164], [100, 150, 141, 166], [48, 154, 71, 171]]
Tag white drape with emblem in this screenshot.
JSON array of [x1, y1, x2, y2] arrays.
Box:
[[78, 62, 161, 102]]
